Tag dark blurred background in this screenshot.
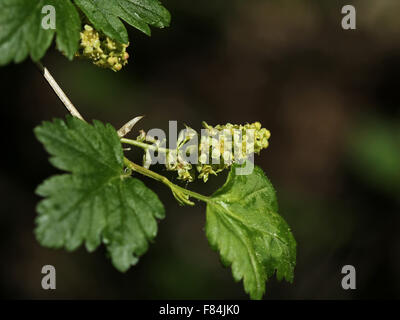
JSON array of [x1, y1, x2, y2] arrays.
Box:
[[0, 0, 399, 299]]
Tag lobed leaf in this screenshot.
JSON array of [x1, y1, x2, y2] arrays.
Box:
[[206, 164, 296, 299], [51, 0, 81, 60], [74, 0, 171, 42], [0, 0, 56, 65], [34, 116, 165, 272], [0, 0, 170, 65]]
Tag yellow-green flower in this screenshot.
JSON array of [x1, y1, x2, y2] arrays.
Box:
[[76, 25, 129, 72], [136, 122, 271, 183]]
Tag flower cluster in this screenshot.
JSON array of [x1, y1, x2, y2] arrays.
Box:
[[137, 128, 197, 182], [166, 128, 198, 182], [196, 122, 270, 182], [76, 25, 129, 72], [136, 122, 271, 183]]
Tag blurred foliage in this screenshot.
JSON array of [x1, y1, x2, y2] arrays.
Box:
[[347, 116, 400, 198]]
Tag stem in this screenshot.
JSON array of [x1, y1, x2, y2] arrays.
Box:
[[37, 62, 211, 205], [124, 158, 210, 204], [121, 137, 170, 154], [35, 62, 85, 121], [173, 183, 211, 204], [121, 138, 155, 151]]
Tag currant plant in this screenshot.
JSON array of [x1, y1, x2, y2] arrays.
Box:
[[0, 0, 297, 299]]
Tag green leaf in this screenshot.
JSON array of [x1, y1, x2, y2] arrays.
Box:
[[34, 116, 165, 272], [0, 0, 81, 65], [0, 0, 55, 65], [117, 0, 171, 34], [0, 0, 81, 64], [0, 0, 170, 65], [50, 0, 81, 60], [206, 164, 296, 299], [74, 0, 171, 42]]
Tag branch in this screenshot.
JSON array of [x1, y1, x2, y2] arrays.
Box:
[[35, 62, 85, 121], [35, 62, 143, 137], [36, 62, 211, 205]]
